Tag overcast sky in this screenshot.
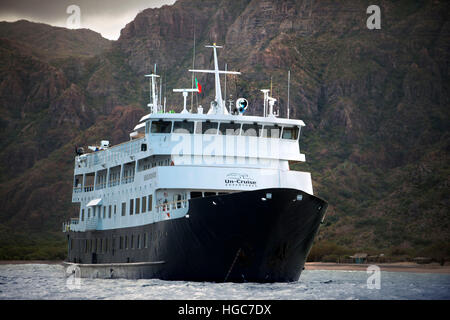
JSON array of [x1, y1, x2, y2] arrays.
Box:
[[0, 0, 176, 40]]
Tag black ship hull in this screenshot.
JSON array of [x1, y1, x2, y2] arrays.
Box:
[[65, 188, 327, 282]]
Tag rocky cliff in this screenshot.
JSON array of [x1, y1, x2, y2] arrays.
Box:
[[0, 0, 448, 260]]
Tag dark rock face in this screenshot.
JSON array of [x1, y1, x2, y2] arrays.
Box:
[[0, 0, 449, 259]]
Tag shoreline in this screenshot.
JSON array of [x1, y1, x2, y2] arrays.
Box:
[[1, 260, 449, 274], [305, 262, 450, 274], [0, 260, 64, 265]]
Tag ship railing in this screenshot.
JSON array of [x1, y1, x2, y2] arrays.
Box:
[[62, 218, 80, 232], [155, 199, 188, 213], [108, 179, 120, 187], [83, 185, 94, 192], [83, 138, 143, 168], [73, 187, 83, 193], [121, 176, 134, 184], [96, 182, 106, 190]]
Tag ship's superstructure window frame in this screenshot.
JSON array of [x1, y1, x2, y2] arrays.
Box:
[[84, 173, 95, 192], [148, 195, 153, 212], [122, 162, 135, 184], [199, 121, 219, 134], [173, 120, 195, 134], [219, 122, 242, 135], [281, 126, 300, 140], [135, 198, 140, 214], [151, 120, 172, 134], [108, 165, 121, 187], [142, 196, 147, 213], [241, 123, 263, 137], [129, 199, 134, 215], [262, 125, 281, 138], [121, 202, 126, 216]]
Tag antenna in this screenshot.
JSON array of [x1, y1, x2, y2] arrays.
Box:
[[190, 23, 196, 112], [159, 73, 162, 107], [145, 71, 160, 114], [261, 89, 269, 117], [287, 70, 290, 119], [270, 76, 273, 97], [224, 63, 227, 106]]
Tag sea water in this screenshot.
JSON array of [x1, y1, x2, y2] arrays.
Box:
[[0, 264, 449, 300]]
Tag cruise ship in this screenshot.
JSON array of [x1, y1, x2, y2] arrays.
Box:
[[63, 44, 327, 282]]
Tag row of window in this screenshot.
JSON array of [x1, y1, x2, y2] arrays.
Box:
[[148, 120, 299, 140], [75, 158, 171, 190], [125, 195, 153, 216], [75, 230, 167, 254], [80, 195, 153, 221]]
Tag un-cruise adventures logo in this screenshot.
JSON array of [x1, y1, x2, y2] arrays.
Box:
[[225, 173, 257, 188]]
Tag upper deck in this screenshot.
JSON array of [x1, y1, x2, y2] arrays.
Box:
[[74, 112, 305, 174]]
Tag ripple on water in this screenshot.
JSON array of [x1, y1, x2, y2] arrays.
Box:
[[0, 264, 449, 300]]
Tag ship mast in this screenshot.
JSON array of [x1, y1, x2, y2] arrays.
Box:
[[145, 71, 160, 114], [189, 44, 240, 114]]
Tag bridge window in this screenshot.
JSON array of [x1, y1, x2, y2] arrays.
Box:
[[242, 123, 262, 137], [262, 125, 281, 138], [198, 121, 219, 134], [282, 126, 299, 140], [219, 122, 241, 135], [173, 120, 194, 134], [151, 120, 172, 134]]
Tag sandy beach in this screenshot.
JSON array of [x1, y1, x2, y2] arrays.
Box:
[[305, 262, 450, 274]]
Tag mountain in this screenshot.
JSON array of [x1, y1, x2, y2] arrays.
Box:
[[0, 20, 112, 60], [0, 0, 449, 261]]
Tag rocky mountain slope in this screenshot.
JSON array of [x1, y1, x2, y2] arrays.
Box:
[[0, 0, 448, 260]]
